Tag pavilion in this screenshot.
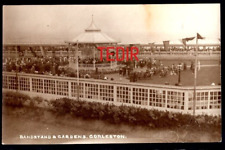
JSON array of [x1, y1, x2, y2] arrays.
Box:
[[65, 15, 118, 70]]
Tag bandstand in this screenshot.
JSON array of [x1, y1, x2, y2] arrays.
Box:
[[66, 16, 118, 71]]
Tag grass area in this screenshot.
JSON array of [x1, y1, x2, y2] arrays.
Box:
[[138, 66, 221, 86], [2, 106, 221, 144], [159, 60, 220, 66], [139, 55, 220, 61], [106, 65, 221, 86]]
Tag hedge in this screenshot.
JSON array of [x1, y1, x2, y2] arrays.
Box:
[[2, 91, 221, 129], [49, 98, 221, 129]]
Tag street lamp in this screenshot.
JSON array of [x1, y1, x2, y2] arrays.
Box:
[[76, 41, 80, 101], [177, 63, 182, 86]]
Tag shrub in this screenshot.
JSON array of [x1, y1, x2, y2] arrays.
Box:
[[3, 91, 30, 107], [50, 97, 73, 115]]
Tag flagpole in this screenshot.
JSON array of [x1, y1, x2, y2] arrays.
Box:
[[193, 34, 198, 115], [15, 46, 19, 91], [76, 40, 80, 101]]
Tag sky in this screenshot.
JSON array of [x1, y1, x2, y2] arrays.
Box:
[[3, 4, 220, 44]]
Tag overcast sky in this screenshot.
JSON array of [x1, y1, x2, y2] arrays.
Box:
[[3, 4, 220, 44]]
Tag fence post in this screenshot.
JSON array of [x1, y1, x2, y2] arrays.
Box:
[[55, 80, 57, 95], [29, 77, 32, 92], [113, 85, 117, 103], [130, 87, 133, 105], [68, 81, 71, 98], [147, 88, 150, 109], [83, 83, 86, 99], [165, 90, 167, 110], [98, 83, 100, 100], [184, 91, 189, 113], [7, 75, 9, 89], [42, 79, 44, 93], [17, 75, 20, 90], [208, 91, 210, 110]]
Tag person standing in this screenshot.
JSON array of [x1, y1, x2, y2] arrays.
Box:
[[190, 61, 195, 73], [198, 61, 201, 71]]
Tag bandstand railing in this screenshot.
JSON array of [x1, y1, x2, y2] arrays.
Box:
[[79, 62, 118, 68]]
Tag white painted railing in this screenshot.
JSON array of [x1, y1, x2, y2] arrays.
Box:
[[3, 50, 221, 58], [2, 72, 221, 115]]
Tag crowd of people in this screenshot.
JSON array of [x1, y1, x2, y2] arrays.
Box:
[[3, 56, 69, 75], [118, 58, 191, 82], [3, 55, 196, 83], [2, 56, 113, 79]]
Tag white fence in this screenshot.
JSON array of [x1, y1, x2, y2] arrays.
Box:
[[3, 50, 221, 58], [2, 72, 221, 115]]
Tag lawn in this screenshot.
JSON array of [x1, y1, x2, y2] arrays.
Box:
[[106, 64, 221, 86], [137, 66, 221, 86]]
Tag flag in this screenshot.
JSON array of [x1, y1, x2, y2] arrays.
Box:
[[197, 33, 204, 39], [182, 37, 195, 46], [163, 41, 170, 51], [185, 37, 195, 41], [182, 39, 187, 46]]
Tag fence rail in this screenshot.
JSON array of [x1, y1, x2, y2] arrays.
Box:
[[2, 50, 221, 58], [2, 72, 221, 115]]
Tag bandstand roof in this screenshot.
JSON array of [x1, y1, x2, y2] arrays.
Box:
[[66, 16, 118, 44]]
